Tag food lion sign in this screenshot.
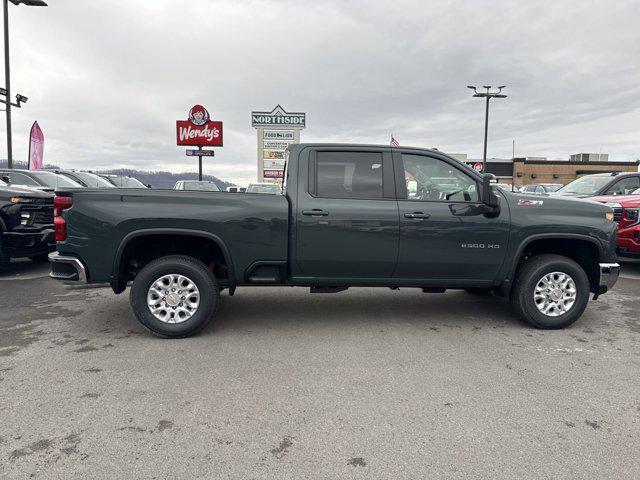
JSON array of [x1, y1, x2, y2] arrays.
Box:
[[251, 105, 305, 182]]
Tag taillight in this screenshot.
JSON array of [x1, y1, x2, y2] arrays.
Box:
[[54, 195, 72, 241]]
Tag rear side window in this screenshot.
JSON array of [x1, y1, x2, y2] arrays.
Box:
[[606, 176, 640, 195], [314, 151, 383, 199], [6, 172, 40, 187]]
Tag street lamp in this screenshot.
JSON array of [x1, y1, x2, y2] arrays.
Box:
[[467, 85, 507, 174], [3, 0, 47, 169]]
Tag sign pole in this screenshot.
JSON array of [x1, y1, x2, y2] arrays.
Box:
[[198, 145, 203, 181]]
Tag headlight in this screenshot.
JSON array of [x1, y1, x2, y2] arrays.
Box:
[[605, 212, 614, 221], [10, 196, 34, 204]]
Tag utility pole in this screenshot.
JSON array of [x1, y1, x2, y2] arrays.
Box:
[[3, 0, 48, 169], [467, 85, 507, 174], [4, 0, 12, 168]]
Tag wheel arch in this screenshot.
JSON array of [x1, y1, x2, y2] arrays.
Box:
[[111, 228, 235, 294], [506, 233, 603, 294]]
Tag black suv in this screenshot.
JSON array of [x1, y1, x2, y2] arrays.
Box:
[[0, 178, 55, 267], [554, 172, 640, 198]]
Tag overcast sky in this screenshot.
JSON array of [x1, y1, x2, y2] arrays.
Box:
[[2, 0, 639, 185]]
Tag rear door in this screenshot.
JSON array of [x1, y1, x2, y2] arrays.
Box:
[[293, 147, 399, 280], [393, 151, 510, 283]]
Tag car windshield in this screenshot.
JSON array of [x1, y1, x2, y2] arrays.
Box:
[[181, 181, 220, 191], [31, 171, 83, 188], [542, 184, 563, 192], [246, 184, 281, 194], [107, 176, 147, 188], [70, 172, 116, 188], [557, 176, 611, 195]]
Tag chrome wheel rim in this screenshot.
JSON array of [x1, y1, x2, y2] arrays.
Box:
[[147, 274, 200, 324], [533, 271, 576, 317]]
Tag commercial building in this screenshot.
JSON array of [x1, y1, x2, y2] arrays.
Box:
[[460, 153, 639, 187]]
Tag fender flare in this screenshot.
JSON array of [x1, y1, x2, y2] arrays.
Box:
[[508, 233, 603, 280], [111, 228, 235, 293]]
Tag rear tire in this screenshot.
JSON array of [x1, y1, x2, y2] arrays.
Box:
[[130, 255, 219, 338], [511, 254, 589, 329]]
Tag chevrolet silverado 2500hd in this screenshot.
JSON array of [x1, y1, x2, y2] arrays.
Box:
[[49, 144, 620, 337]]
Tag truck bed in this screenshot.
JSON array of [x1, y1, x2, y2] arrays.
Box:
[[57, 188, 289, 285]]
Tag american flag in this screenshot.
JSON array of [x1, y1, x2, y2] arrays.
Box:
[[390, 135, 399, 147]]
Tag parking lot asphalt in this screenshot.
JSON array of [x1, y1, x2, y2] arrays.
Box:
[[0, 259, 639, 479]]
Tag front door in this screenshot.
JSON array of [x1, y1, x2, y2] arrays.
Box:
[[294, 148, 399, 280], [393, 152, 510, 283]]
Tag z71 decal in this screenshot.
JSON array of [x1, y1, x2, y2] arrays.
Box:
[[518, 199, 544, 206]]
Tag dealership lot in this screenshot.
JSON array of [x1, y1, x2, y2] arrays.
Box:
[[0, 260, 639, 479]]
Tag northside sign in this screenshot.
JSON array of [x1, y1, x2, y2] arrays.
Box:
[[176, 104, 223, 147], [251, 105, 306, 128]]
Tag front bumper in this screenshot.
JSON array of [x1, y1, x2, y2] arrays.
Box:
[[597, 262, 620, 296], [49, 252, 87, 284], [1, 228, 55, 258]]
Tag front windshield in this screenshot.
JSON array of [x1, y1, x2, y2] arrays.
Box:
[[182, 181, 220, 191], [32, 171, 83, 188], [543, 184, 563, 192], [557, 176, 611, 195], [247, 184, 281, 194], [71, 172, 116, 188]]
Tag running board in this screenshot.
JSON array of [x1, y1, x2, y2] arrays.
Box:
[[310, 286, 349, 294]]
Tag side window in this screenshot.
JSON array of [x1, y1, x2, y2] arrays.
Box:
[[606, 177, 640, 195], [402, 154, 479, 202], [314, 151, 383, 199], [8, 172, 39, 187], [535, 186, 544, 193]]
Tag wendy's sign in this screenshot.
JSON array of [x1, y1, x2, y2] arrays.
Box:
[[176, 105, 223, 146]]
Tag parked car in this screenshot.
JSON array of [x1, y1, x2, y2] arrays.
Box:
[[521, 183, 564, 194], [246, 182, 281, 194], [0, 169, 83, 192], [589, 188, 640, 258], [53, 170, 117, 188], [99, 174, 150, 189], [174, 180, 220, 192], [1, 179, 54, 268], [49, 143, 620, 337], [553, 172, 640, 198]]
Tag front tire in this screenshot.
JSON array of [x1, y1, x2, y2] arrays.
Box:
[[511, 254, 590, 329], [130, 255, 219, 338]]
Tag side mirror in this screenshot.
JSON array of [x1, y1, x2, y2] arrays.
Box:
[[480, 173, 500, 209]]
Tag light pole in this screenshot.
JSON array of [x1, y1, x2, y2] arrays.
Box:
[[467, 85, 507, 174], [3, 0, 47, 169]]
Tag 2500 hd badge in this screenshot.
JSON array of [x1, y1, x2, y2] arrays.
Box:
[[49, 144, 620, 337], [461, 243, 501, 249]]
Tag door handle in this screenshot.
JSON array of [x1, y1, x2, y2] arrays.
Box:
[[302, 209, 329, 217], [404, 212, 430, 219]]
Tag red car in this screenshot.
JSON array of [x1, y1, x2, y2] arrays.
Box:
[[590, 187, 640, 258]]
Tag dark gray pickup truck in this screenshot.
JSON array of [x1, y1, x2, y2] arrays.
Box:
[[49, 144, 620, 337]]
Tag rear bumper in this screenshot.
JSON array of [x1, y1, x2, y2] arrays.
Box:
[[49, 252, 87, 284], [597, 262, 620, 295]]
